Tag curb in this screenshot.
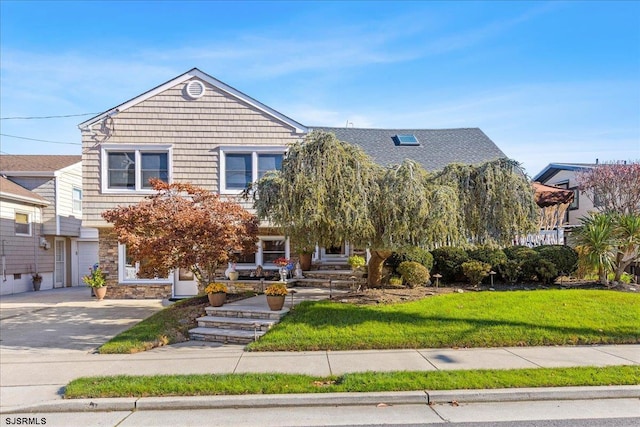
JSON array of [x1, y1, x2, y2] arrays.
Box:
[[2, 385, 639, 414]]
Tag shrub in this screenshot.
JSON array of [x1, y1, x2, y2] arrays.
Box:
[[499, 260, 521, 284], [462, 260, 491, 286], [535, 259, 558, 285], [533, 245, 579, 276], [503, 246, 540, 282], [397, 261, 430, 288], [431, 247, 469, 283], [389, 276, 403, 287], [385, 247, 433, 282], [468, 246, 507, 272], [348, 255, 366, 270], [606, 272, 633, 284]]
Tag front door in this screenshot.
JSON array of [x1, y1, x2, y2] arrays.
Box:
[[54, 239, 65, 288], [174, 268, 198, 298]]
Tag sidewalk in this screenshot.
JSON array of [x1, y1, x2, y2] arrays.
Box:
[[1, 287, 638, 413]]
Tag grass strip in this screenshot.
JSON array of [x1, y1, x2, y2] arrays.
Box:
[[247, 290, 640, 351], [98, 296, 209, 354], [64, 365, 639, 399]]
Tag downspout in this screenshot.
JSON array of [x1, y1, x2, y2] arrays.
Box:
[[2, 240, 6, 282], [33, 206, 39, 275], [55, 175, 60, 235]]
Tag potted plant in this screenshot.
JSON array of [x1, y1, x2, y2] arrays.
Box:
[[297, 248, 314, 271], [83, 266, 108, 300], [32, 273, 42, 291], [264, 283, 288, 311], [205, 282, 228, 307]]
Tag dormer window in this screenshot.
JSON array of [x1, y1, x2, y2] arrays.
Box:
[[393, 134, 419, 146]]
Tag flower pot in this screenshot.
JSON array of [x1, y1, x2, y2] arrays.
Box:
[[208, 292, 226, 307], [266, 295, 285, 311], [228, 271, 239, 281], [94, 286, 107, 301], [32, 278, 42, 292], [299, 253, 312, 271]]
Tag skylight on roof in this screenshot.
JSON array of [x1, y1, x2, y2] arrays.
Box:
[[393, 134, 419, 146]]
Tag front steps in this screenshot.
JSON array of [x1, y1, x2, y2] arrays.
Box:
[[189, 304, 289, 345], [297, 269, 366, 289]]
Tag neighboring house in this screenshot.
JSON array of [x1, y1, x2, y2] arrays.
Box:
[[0, 176, 49, 294], [533, 163, 596, 226], [79, 68, 509, 299], [0, 155, 98, 294]]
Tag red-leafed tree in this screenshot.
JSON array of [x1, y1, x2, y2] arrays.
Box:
[[102, 179, 259, 287], [576, 161, 640, 215]]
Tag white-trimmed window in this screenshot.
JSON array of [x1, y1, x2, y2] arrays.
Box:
[[233, 236, 289, 269], [220, 147, 284, 193], [72, 187, 82, 213], [118, 244, 170, 283], [15, 212, 31, 236], [102, 145, 172, 193]]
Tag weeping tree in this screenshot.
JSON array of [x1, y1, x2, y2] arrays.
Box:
[[252, 131, 380, 251], [431, 158, 539, 246], [252, 130, 538, 287]]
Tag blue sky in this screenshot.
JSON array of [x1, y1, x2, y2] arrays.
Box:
[[1, 0, 638, 177]]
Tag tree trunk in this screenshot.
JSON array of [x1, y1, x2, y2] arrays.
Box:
[[598, 264, 609, 287], [613, 251, 635, 282], [367, 250, 392, 288]]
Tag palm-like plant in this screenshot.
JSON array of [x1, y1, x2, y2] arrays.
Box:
[[573, 213, 615, 285], [612, 214, 640, 282]]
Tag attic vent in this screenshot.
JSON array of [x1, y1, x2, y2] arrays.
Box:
[[185, 80, 206, 99], [393, 134, 419, 146]]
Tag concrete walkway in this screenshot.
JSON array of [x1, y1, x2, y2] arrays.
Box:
[[1, 287, 638, 413]]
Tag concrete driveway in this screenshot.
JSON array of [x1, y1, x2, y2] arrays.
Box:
[[0, 287, 165, 354]]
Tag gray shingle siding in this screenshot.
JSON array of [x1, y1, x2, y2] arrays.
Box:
[[310, 127, 507, 172]]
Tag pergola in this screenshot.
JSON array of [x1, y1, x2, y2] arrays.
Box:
[[533, 182, 575, 230]]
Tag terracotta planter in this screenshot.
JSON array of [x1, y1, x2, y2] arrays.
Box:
[[298, 253, 312, 271], [94, 286, 107, 301], [266, 295, 285, 311], [208, 292, 226, 307]]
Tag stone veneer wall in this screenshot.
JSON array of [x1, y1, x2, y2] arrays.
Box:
[[106, 283, 172, 299], [98, 228, 172, 299]]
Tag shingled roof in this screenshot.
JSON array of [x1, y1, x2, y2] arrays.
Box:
[[0, 155, 81, 174], [309, 127, 506, 171], [0, 176, 49, 205]]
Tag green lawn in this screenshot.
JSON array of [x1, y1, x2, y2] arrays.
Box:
[[64, 365, 640, 399], [247, 290, 640, 351]]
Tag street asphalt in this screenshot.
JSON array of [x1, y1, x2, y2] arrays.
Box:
[[0, 286, 638, 414]]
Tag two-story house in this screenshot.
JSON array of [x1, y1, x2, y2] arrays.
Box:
[[79, 68, 508, 299], [0, 155, 98, 294]]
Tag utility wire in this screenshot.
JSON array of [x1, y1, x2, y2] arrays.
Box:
[[0, 133, 82, 146], [0, 113, 99, 120]]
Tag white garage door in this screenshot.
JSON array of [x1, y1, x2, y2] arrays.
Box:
[[77, 241, 99, 286]]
